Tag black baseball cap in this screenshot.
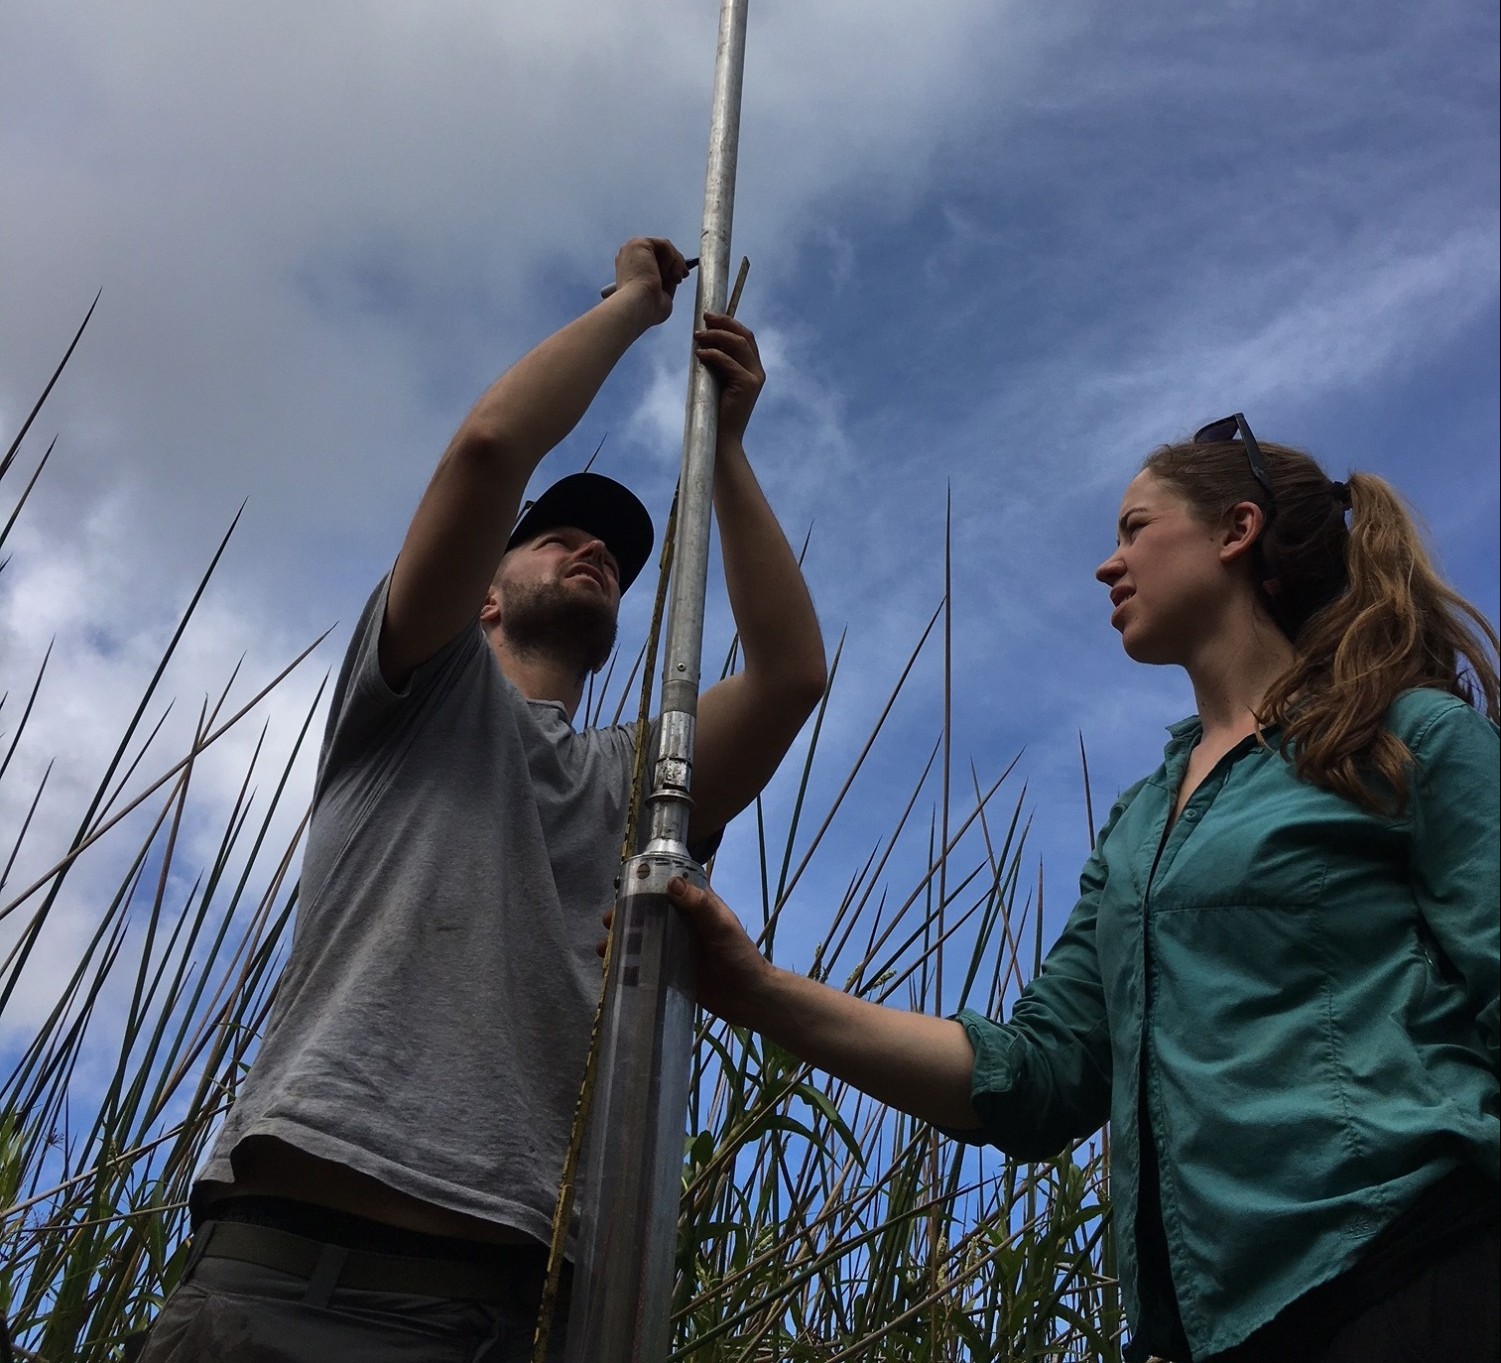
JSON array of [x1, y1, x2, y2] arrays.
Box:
[[505, 472, 654, 593]]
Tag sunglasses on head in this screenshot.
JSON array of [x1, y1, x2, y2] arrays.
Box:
[[1193, 412, 1275, 508]]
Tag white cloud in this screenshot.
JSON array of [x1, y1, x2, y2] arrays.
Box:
[[2, 0, 1496, 1103]]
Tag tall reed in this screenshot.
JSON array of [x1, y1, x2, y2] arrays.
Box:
[[1, 304, 1119, 1361]]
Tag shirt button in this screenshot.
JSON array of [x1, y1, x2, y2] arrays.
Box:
[[1183, 808, 1199, 822]]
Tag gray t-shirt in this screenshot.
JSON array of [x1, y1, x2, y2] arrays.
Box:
[[198, 578, 642, 1244]]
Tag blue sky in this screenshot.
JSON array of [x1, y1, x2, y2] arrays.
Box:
[[2, 0, 1497, 1035]]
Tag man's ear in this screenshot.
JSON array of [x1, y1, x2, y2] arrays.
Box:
[[1219, 500, 1267, 565], [479, 584, 502, 627]]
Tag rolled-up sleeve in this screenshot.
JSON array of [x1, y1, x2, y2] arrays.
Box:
[[1407, 698, 1501, 1074], [948, 794, 1135, 1158]]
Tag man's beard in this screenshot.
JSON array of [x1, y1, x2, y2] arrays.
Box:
[[499, 578, 618, 677]]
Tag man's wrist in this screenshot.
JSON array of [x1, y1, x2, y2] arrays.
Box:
[[604, 278, 664, 333], [713, 434, 750, 464]]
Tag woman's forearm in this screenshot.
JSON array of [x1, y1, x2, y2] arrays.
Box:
[[749, 965, 984, 1132], [672, 874, 983, 1133]]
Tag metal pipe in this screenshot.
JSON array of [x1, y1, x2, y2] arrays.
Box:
[[560, 851, 704, 1362], [562, 2, 750, 1359], [647, 0, 748, 852]]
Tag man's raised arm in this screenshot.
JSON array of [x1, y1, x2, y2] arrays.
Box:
[[688, 312, 828, 842], [380, 238, 690, 688]]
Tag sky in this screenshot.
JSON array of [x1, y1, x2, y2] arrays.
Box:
[[2, 0, 1498, 1046]]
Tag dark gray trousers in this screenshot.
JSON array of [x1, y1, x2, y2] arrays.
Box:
[[134, 1254, 567, 1363]]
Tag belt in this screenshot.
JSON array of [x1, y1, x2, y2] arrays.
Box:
[[190, 1220, 547, 1305]]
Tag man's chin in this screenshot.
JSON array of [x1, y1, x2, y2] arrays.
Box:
[[564, 570, 612, 597], [501, 582, 619, 675]]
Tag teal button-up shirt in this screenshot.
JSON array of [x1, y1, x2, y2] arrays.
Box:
[[956, 688, 1499, 1359]]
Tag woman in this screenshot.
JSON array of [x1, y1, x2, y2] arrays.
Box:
[[666, 415, 1499, 1362]]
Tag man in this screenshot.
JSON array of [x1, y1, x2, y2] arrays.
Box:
[[136, 237, 826, 1360]]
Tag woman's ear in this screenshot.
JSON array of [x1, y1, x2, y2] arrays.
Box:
[[1219, 500, 1268, 564]]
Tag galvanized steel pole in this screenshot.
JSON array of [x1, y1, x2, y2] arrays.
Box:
[[562, 3, 750, 1359]]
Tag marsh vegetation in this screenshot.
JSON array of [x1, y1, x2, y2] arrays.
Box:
[[1, 306, 1120, 1362]]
